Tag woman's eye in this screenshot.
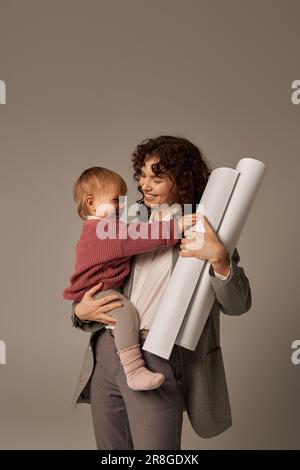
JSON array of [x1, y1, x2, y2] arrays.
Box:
[[153, 179, 162, 184]]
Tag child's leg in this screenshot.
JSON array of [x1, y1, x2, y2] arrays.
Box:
[[94, 289, 165, 391]]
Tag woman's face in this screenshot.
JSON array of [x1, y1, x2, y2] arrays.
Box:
[[139, 155, 176, 207]]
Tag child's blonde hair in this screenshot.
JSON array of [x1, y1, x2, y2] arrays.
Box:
[[73, 167, 127, 219]]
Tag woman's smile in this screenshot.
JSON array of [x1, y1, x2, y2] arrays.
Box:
[[143, 193, 158, 202]]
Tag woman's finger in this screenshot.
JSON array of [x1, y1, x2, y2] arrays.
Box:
[[183, 229, 195, 239], [203, 217, 221, 243], [83, 282, 103, 299], [180, 243, 192, 250], [179, 249, 198, 257], [180, 237, 194, 245], [95, 295, 121, 307], [180, 242, 194, 250], [98, 301, 123, 313], [203, 216, 216, 234], [98, 313, 118, 324]]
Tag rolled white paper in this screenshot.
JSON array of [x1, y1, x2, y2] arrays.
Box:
[[176, 158, 266, 350], [142, 168, 240, 359], [143, 158, 266, 359]]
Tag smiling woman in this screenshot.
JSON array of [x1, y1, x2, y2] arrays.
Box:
[[72, 135, 252, 450]]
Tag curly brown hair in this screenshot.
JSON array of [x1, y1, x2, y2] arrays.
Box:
[[131, 135, 211, 212]]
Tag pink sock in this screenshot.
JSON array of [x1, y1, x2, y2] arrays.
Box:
[[118, 344, 165, 391]]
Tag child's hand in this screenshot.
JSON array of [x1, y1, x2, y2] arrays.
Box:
[[177, 213, 201, 233]]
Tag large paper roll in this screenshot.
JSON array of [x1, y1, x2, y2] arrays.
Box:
[[176, 158, 266, 350], [142, 168, 239, 360], [143, 158, 266, 359]]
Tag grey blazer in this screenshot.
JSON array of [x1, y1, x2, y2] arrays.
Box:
[[71, 247, 251, 439]]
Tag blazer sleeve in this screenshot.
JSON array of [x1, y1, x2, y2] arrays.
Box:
[[71, 301, 105, 333], [209, 248, 252, 316]]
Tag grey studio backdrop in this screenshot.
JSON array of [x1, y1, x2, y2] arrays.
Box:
[[0, 0, 299, 449]]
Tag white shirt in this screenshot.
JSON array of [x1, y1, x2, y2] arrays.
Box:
[[130, 246, 173, 330], [129, 211, 229, 330]]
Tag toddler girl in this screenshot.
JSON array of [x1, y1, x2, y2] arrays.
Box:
[[63, 167, 197, 391]]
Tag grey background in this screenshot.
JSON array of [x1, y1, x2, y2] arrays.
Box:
[[0, 0, 299, 449]]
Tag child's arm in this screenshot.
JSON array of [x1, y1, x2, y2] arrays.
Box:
[[99, 214, 198, 258], [117, 219, 180, 257]]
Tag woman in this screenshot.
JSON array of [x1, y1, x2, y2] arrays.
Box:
[[71, 136, 252, 449]]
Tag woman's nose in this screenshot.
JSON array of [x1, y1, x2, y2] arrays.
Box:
[[140, 178, 152, 191]]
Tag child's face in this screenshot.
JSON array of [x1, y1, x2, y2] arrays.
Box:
[[94, 192, 121, 219]]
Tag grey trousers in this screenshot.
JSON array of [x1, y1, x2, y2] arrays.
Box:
[[90, 328, 185, 450], [94, 289, 139, 352]]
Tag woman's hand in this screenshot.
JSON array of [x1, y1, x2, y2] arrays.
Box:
[[74, 282, 123, 325], [179, 216, 230, 277], [177, 213, 201, 232]]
